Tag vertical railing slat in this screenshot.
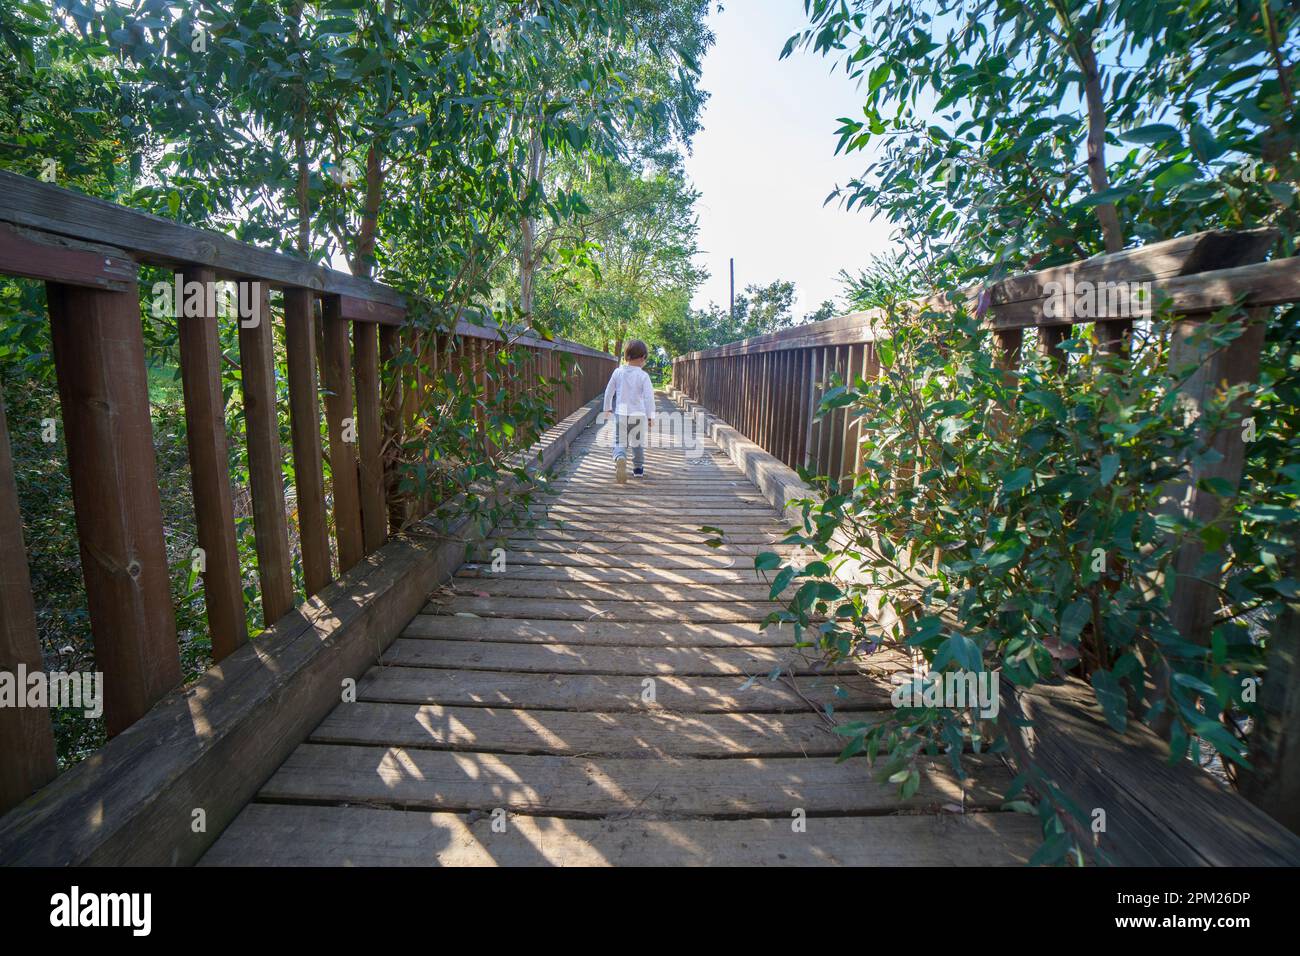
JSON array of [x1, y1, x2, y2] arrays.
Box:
[[46, 281, 181, 735], [1037, 325, 1067, 369], [353, 320, 387, 554], [0, 385, 57, 814], [379, 324, 404, 535], [283, 288, 332, 596], [177, 266, 247, 658], [839, 343, 864, 491], [321, 295, 364, 573], [238, 282, 295, 624]]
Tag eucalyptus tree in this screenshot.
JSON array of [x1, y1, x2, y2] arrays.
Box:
[[81, 2, 612, 277], [498, 0, 712, 319], [551, 154, 703, 355], [788, 0, 1298, 279]]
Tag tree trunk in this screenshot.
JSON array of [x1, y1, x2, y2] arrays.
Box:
[[1074, 28, 1130, 352], [1079, 40, 1124, 254], [290, 1, 310, 257], [294, 130, 310, 256], [519, 128, 546, 322], [353, 143, 383, 278]]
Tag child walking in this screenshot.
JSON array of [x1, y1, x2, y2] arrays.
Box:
[[602, 340, 655, 483]]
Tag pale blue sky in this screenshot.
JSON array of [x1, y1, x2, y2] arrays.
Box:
[[683, 1, 895, 315]]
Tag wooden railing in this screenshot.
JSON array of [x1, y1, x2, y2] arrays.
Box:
[[0, 171, 613, 815], [672, 228, 1300, 837], [674, 230, 1300, 489]]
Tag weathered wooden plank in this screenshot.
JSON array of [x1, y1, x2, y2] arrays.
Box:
[[46, 281, 180, 735], [200, 803, 1039, 866], [358, 666, 891, 712], [485, 540, 793, 560], [1239, 551, 1300, 832], [283, 288, 332, 596], [556, 466, 736, 481], [988, 236, 1289, 331], [380, 639, 883, 676], [504, 518, 789, 533], [426, 596, 782, 621], [676, 230, 1287, 357], [0, 386, 57, 815], [308, 702, 860, 755], [537, 490, 770, 504], [256, 744, 1011, 815], [455, 564, 775, 585], [1164, 310, 1267, 651], [544, 479, 759, 492], [338, 294, 404, 326], [496, 527, 785, 545], [401, 615, 797, 646], [177, 266, 247, 660], [445, 578, 786, 602], [238, 282, 295, 624], [558, 468, 747, 481], [0, 221, 136, 291], [472, 551, 757, 570], [1002, 678, 1300, 865]]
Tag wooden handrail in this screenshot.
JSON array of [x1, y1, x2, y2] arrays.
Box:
[[0, 173, 615, 815], [671, 227, 1300, 837], [678, 228, 1289, 361], [673, 230, 1299, 487]]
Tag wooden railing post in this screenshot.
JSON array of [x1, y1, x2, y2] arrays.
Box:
[[47, 281, 180, 735], [283, 288, 332, 596], [0, 385, 57, 814], [238, 282, 295, 625], [379, 324, 404, 535], [1164, 308, 1268, 647], [321, 295, 364, 572], [1037, 325, 1067, 369], [353, 319, 387, 553], [177, 267, 247, 659], [994, 328, 1023, 371]]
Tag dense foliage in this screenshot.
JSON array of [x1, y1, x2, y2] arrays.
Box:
[[0, 0, 715, 764], [760, 0, 1300, 861]]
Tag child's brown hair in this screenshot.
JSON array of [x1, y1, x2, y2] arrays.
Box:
[[625, 339, 648, 362]]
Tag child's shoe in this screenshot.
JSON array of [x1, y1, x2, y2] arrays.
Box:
[[633, 467, 644, 477], [615, 456, 628, 484]]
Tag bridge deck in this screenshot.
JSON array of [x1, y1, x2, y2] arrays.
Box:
[[201, 394, 1039, 865]]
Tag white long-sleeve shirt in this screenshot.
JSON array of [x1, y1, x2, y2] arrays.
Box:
[[603, 364, 655, 418]]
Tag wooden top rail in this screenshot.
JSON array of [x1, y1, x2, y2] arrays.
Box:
[[677, 228, 1296, 361], [0, 171, 610, 359], [0, 169, 404, 307]]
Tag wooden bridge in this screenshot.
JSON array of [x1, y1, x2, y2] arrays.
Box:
[[200, 395, 1034, 865], [1, 173, 1299, 866]]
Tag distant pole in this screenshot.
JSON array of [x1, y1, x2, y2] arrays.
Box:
[[729, 258, 735, 320]]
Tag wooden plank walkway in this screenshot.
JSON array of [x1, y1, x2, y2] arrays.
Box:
[[202, 393, 1039, 865]]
